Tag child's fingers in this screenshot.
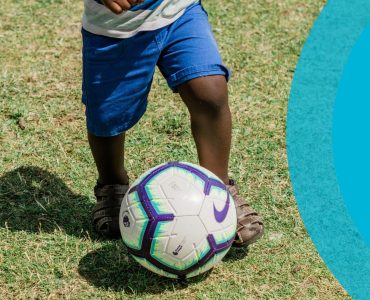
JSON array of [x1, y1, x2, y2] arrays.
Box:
[[103, 0, 123, 14], [114, 0, 132, 10], [102, 0, 131, 14], [102, 0, 145, 14], [128, 0, 144, 5]]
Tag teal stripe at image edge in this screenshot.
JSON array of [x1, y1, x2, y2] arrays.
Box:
[[287, 0, 370, 298]]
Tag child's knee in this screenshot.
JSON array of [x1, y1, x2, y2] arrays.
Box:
[[181, 76, 229, 117]]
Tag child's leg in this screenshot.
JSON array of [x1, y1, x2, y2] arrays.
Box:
[[88, 131, 130, 238], [177, 75, 231, 184], [88, 132, 129, 185], [155, 2, 264, 246], [178, 75, 264, 247], [81, 28, 161, 238]]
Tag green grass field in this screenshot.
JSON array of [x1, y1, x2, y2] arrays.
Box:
[[0, 0, 351, 299]]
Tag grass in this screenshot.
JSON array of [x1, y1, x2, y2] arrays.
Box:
[[0, 0, 351, 299]]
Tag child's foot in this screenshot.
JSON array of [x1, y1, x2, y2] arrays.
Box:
[[92, 183, 129, 239], [227, 179, 264, 247]]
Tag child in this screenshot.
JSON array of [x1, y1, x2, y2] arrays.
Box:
[[82, 0, 264, 247]]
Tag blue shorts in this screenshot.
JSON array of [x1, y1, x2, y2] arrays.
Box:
[[82, 2, 231, 137]]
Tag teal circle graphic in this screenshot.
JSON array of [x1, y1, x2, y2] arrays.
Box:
[[333, 23, 370, 248], [287, 0, 370, 298]]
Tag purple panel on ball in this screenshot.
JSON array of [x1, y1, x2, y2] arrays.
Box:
[[173, 162, 227, 195], [126, 162, 175, 260], [207, 233, 234, 252]]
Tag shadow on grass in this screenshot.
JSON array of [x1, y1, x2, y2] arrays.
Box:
[[223, 246, 249, 262], [78, 243, 210, 293], [0, 166, 96, 239], [0, 166, 241, 292]]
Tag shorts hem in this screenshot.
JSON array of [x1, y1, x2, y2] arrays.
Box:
[[167, 64, 232, 91], [86, 105, 147, 137]]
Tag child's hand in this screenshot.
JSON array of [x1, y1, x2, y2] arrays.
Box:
[[102, 0, 145, 14]]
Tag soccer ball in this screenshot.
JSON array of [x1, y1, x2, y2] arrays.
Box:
[[119, 161, 237, 279]]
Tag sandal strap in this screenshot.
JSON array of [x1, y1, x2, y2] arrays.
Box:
[[92, 183, 129, 238], [227, 179, 264, 247], [94, 214, 120, 236], [235, 203, 258, 218], [94, 184, 129, 197], [93, 199, 122, 213], [95, 216, 119, 232], [93, 208, 120, 221]]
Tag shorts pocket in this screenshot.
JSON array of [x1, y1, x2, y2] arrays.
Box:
[[82, 28, 125, 61]]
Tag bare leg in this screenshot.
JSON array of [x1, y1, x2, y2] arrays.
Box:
[[178, 75, 264, 247], [177, 75, 231, 184], [88, 132, 129, 185]]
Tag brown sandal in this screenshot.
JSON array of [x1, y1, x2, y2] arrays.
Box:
[[227, 179, 264, 247], [92, 183, 129, 239]]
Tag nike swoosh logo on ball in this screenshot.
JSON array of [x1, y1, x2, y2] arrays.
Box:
[[213, 193, 230, 223]]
